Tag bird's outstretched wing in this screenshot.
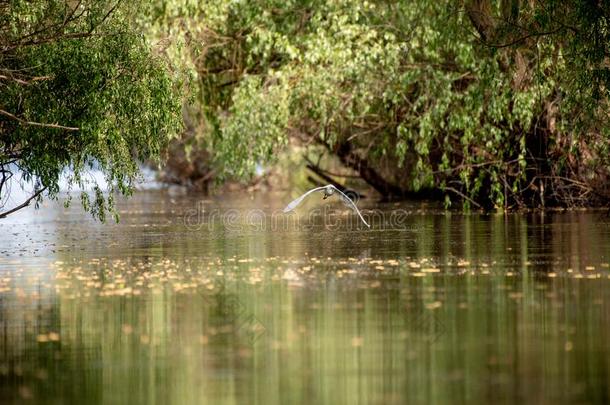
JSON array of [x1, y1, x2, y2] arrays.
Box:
[[283, 186, 326, 213], [329, 185, 370, 228]]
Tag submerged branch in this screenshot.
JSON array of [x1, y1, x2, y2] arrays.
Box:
[[443, 186, 484, 210]]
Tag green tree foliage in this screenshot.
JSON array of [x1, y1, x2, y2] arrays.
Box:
[[0, 1, 182, 220], [151, 0, 609, 209], [465, 0, 610, 207]]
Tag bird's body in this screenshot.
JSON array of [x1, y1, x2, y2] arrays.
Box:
[[283, 184, 370, 228], [322, 185, 334, 199]]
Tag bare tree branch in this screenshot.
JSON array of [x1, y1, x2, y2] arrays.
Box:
[[480, 26, 566, 49], [0, 109, 79, 131], [0, 187, 46, 219], [443, 186, 484, 210], [0, 74, 52, 85], [9, 0, 86, 45]]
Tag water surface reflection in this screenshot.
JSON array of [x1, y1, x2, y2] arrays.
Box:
[[1, 192, 609, 404]]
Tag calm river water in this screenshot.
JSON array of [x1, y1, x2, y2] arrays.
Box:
[[1, 190, 610, 404]]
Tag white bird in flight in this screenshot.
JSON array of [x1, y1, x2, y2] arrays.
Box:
[[283, 184, 370, 228]]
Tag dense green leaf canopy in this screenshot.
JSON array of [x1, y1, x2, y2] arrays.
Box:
[[1, 1, 182, 220], [2, 1, 607, 214], [151, 0, 609, 208]]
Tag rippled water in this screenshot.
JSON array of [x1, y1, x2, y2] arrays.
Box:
[[1, 191, 610, 404]]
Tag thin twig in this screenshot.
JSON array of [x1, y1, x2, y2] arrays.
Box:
[[432, 158, 521, 174], [0, 74, 52, 85], [0, 109, 79, 131], [443, 186, 483, 209], [0, 187, 46, 218]]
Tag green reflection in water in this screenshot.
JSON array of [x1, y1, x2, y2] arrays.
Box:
[[1, 193, 609, 404]]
